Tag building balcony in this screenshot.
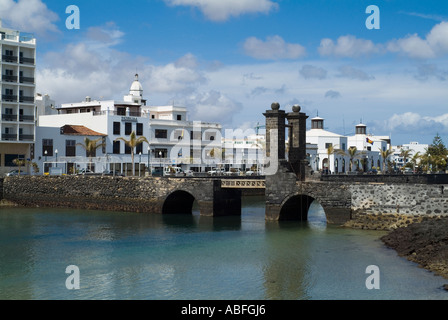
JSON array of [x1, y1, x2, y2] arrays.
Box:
[[2, 94, 17, 102], [19, 57, 35, 65], [2, 114, 17, 121], [19, 76, 35, 84], [19, 134, 34, 141], [19, 95, 34, 103], [2, 55, 18, 63], [19, 115, 34, 122], [1, 133, 17, 141], [2, 75, 18, 82]]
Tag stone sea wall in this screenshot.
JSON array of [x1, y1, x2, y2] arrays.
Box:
[[346, 183, 448, 230], [2, 175, 217, 215]]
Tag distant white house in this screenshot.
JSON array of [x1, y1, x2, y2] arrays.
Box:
[[305, 116, 388, 173], [391, 141, 429, 170]]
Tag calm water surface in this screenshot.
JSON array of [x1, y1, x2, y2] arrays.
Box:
[[0, 196, 447, 300]]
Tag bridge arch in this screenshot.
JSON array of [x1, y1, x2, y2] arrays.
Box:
[[162, 190, 197, 214], [279, 193, 326, 221]]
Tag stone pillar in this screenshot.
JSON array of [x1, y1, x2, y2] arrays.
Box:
[[211, 180, 242, 216], [263, 102, 286, 161], [286, 105, 308, 181]]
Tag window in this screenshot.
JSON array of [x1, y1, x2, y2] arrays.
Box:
[[325, 143, 332, 149], [66, 140, 76, 157], [125, 144, 131, 154], [125, 122, 132, 135], [177, 114, 182, 121], [155, 129, 167, 139], [155, 148, 168, 158], [113, 141, 120, 154], [5, 154, 24, 167], [136, 143, 143, 155], [190, 131, 202, 140], [117, 108, 126, 115], [341, 143, 346, 151], [113, 122, 120, 135], [42, 139, 53, 156], [204, 131, 216, 141], [136, 123, 143, 135]]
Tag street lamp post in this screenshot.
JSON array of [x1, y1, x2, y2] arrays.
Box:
[[44, 150, 48, 173], [159, 151, 162, 168], [139, 152, 142, 177], [148, 146, 151, 175], [55, 149, 58, 168]]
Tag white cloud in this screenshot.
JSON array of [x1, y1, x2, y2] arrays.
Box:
[[182, 90, 243, 125], [415, 64, 447, 81], [146, 58, 207, 95], [299, 64, 327, 79], [243, 35, 306, 60], [387, 21, 448, 59], [36, 24, 206, 103], [324, 90, 341, 99], [318, 35, 380, 58], [163, 0, 278, 22], [0, 0, 59, 36], [337, 65, 375, 81], [385, 112, 448, 134]]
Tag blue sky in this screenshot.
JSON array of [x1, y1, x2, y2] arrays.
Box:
[[1, 0, 448, 145]]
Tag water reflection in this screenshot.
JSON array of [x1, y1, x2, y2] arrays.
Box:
[[0, 198, 447, 300]]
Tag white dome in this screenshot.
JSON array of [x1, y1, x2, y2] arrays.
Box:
[[130, 74, 143, 96]]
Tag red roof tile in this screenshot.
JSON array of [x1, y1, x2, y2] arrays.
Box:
[[60, 125, 107, 136]]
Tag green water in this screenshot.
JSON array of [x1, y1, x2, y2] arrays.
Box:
[[0, 197, 447, 300]]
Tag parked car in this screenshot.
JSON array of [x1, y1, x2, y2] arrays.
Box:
[[403, 167, 413, 174], [102, 170, 124, 176], [6, 169, 28, 176], [184, 170, 194, 176], [151, 168, 163, 176], [245, 169, 261, 176], [207, 168, 225, 176], [164, 166, 185, 176], [225, 168, 242, 176], [78, 168, 94, 175]]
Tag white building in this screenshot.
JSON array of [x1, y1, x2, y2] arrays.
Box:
[[391, 141, 428, 170], [346, 123, 388, 171], [222, 133, 265, 172], [305, 116, 389, 173], [306, 116, 348, 173], [0, 21, 36, 175], [35, 74, 222, 175]]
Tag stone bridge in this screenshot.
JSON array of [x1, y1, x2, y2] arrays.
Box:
[[2, 102, 448, 228]]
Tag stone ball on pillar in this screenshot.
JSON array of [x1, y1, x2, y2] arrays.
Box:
[[271, 102, 280, 110], [292, 104, 301, 113]]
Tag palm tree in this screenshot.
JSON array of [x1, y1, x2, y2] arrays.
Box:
[[337, 146, 365, 172], [115, 131, 149, 176], [12, 158, 26, 176], [399, 149, 412, 170], [408, 152, 421, 172], [77, 137, 105, 172], [379, 148, 394, 173]]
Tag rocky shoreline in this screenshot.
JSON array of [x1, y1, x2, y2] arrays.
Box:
[[380, 216, 448, 281]]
